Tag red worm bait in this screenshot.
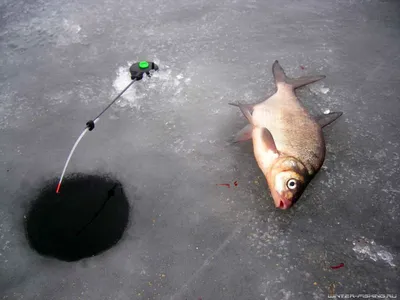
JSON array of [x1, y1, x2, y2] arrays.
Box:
[[216, 184, 231, 188], [330, 263, 344, 269]]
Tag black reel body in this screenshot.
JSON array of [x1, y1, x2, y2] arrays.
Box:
[[130, 61, 159, 80]]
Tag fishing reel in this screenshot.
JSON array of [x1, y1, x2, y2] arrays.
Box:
[[129, 61, 159, 80], [56, 60, 160, 194], [85, 60, 159, 131]]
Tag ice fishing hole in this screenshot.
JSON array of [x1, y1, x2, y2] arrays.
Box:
[[24, 173, 130, 262]]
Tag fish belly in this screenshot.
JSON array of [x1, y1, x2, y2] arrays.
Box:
[[252, 94, 325, 174]]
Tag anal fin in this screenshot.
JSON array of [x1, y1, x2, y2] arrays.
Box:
[[232, 124, 253, 143], [316, 112, 343, 128]]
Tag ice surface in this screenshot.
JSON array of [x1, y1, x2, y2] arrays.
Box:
[[1, 0, 400, 299]]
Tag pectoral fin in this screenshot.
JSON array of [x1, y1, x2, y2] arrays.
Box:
[[316, 112, 343, 128], [254, 126, 278, 154]]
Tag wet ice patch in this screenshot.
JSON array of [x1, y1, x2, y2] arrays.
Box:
[[56, 19, 83, 46], [352, 237, 396, 267], [320, 87, 330, 94]]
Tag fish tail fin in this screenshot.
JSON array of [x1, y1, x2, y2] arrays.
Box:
[[272, 60, 325, 90]]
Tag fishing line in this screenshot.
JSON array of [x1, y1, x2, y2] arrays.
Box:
[[75, 183, 119, 236], [56, 61, 159, 193], [93, 79, 137, 121]]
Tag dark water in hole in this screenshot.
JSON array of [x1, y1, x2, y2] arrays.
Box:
[[24, 173, 130, 262]]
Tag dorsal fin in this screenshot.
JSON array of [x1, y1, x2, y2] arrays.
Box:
[[272, 60, 326, 90]]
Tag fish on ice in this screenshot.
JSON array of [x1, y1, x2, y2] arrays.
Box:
[[229, 60, 342, 209]]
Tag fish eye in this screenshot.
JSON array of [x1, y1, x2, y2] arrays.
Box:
[[287, 179, 297, 189]]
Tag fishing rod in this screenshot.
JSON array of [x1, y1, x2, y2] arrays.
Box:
[[55, 61, 159, 194]]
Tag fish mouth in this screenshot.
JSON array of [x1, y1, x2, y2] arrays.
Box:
[[277, 199, 291, 209], [271, 190, 292, 210]]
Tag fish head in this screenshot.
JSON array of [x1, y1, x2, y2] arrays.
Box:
[[267, 156, 310, 209]]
